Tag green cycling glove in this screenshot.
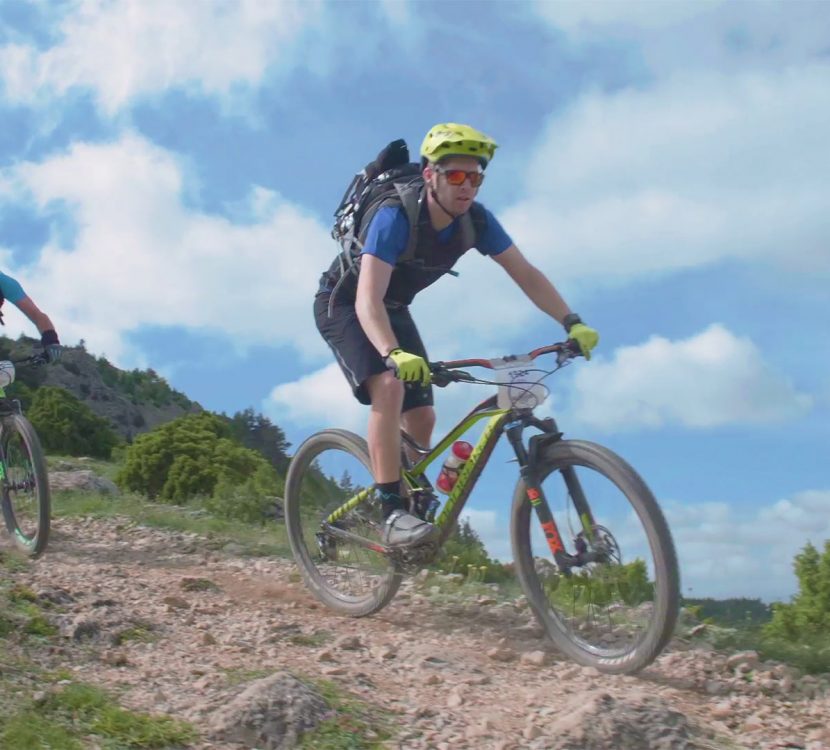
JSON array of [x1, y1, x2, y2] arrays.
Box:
[[385, 348, 431, 385], [563, 314, 599, 360]]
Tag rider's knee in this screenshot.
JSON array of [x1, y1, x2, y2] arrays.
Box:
[[406, 405, 436, 432], [366, 371, 404, 408]]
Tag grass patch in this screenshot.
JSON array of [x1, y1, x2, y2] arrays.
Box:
[[111, 622, 157, 646], [299, 678, 394, 749], [221, 667, 273, 686], [0, 713, 84, 750], [0, 581, 58, 639], [289, 630, 331, 648], [0, 548, 29, 573], [0, 677, 196, 750], [47, 454, 121, 481], [52, 491, 292, 558]]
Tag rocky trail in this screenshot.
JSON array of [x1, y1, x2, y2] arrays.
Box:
[[2, 517, 828, 750]]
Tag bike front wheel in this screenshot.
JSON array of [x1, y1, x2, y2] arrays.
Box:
[[511, 439, 679, 674], [0, 414, 51, 558], [284, 428, 402, 617]]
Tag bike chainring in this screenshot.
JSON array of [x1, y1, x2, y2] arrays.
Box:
[[390, 541, 440, 574]]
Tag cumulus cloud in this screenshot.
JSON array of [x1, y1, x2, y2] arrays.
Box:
[[666, 489, 830, 600], [535, 0, 830, 72], [0, 0, 319, 113], [2, 132, 334, 362], [502, 63, 830, 284], [265, 362, 368, 434], [564, 324, 812, 431]]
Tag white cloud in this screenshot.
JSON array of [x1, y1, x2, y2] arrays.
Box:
[[535, 1, 830, 72], [666, 489, 830, 601], [265, 362, 368, 434], [565, 324, 812, 431], [502, 63, 830, 284], [2, 132, 334, 363], [0, 0, 318, 113]]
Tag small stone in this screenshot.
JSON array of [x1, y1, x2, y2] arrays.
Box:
[[520, 650, 548, 667], [743, 713, 764, 732], [523, 724, 543, 740], [704, 680, 726, 696], [335, 635, 362, 650], [162, 595, 189, 610], [487, 647, 517, 663], [321, 665, 347, 676], [711, 700, 731, 719], [726, 651, 759, 669], [447, 691, 464, 708], [102, 650, 129, 667]]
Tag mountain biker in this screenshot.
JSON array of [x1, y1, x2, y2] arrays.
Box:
[[314, 123, 598, 547], [0, 271, 63, 362]]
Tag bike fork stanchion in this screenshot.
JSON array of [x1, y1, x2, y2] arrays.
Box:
[[505, 420, 570, 570], [560, 465, 597, 541]]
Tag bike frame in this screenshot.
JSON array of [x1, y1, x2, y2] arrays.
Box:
[[323, 343, 599, 572]]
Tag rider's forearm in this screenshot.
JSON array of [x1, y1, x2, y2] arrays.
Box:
[[355, 297, 398, 358], [16, 297, 58, 336], [513, 263, 572, 326]]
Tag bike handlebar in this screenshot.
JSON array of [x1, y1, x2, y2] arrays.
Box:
[[429, 340, 581, 387], [11, 353, 49, 367]]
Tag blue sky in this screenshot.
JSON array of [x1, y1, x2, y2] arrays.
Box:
[[1, 0, 828, 601]]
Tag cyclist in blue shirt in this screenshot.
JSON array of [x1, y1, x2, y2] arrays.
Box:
[[315, 123, 599, 547], [0, 271, 62, 362]]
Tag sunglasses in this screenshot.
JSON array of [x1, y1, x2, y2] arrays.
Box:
[[434, 165, 485, 188]]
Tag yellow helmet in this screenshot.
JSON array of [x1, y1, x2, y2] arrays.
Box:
[[420, 122, 498, 167]]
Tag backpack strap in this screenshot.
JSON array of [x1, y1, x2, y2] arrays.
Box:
[[396, 181, 427, 263]]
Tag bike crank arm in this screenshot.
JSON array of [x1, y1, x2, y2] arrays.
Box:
[[319, 522, 391, 555]]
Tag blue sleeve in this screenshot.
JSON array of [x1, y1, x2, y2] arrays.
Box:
[[0, 272, 26, 304], [475, 207, 513, 257], [361, 206, 409, 265]]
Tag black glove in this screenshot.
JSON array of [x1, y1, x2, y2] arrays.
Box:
[[41, 329, 62, 363]]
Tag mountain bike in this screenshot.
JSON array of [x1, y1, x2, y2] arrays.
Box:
[[0, 354, 51, 558], [285, 342, 680, 674]]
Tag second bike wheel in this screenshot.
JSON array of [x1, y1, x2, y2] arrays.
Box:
[[284, 428, 402, 616], [0, 414, 51, 558], [511, 439, 679, 674]]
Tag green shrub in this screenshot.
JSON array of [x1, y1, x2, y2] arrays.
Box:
[[204, 463, 284, 524], [28, 387, 118, 458], [766, 540, 830, 641], [116, 413, 279, 507]]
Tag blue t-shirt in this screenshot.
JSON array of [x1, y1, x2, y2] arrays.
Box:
[[0, 272, 26, 304], [361, 205, 513, 265]]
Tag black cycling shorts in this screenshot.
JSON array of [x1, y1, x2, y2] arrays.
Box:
[[314, 294, 433, 411]]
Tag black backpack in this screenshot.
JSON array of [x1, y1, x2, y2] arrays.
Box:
[[326, 139, 483, 314], [332, 139, 425, 266]]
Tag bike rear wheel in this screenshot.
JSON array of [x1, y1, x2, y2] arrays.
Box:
[[284, 429, 401, 616], [511, 439, 679, 674], [1, 414, 51, 558]]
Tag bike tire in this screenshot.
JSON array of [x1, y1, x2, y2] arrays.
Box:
[[510, 439, 679, 674], [285, 428, 402, 616], [0, 414, 51, 558]]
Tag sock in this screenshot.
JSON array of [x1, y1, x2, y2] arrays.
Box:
[[375, 481, 403, 519]]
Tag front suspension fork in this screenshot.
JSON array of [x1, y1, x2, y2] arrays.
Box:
[[506, 422, 597, 573]]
